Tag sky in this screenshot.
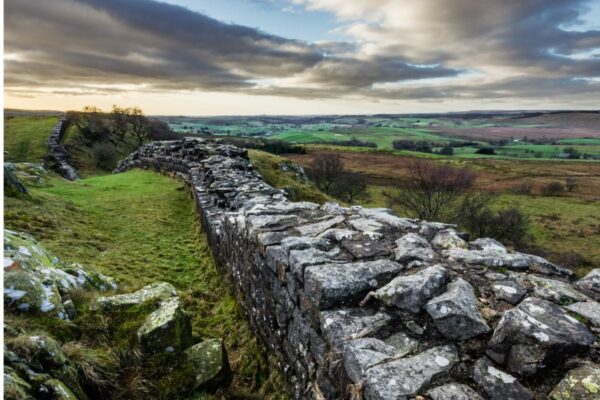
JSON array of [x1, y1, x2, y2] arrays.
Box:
[[4, 0, 600, 115]]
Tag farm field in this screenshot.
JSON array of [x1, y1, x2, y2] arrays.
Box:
[[4, 115, 58, 162], [164, 111, 600, 160]]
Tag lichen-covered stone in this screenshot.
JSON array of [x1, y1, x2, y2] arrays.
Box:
[[473, 357, 532, 400], [492, 280, 527, 304], [183, 339, 232, 390], [8, 335, 67, 371], [95, 282, 176, 311], [4, 164, 28, 197], [364, 265, 449, 313], [320, 308, 395, 346], [4, 229, 115, 319], [427, 383, 484, 400], [394, 233, 437, 263], [342, 338, 398, 383], [526, 275, 589, 304], [565, 301, 600, 327], [358, 208, 417, 230], [425, 278, 490, 340], [431, 229, 468, 250], [363, 345, 458, 400], [487, 297, 596, 376], [42, 378, 78, 400], [4, 367, 33, 400], [304, 260, 403, 309], [550, 364, 600, 400], [137, 297, 192, 354], [574, 269, 600, 301]]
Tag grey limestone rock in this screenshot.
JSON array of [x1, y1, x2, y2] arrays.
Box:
[[473, 357, 532, 400], [565, 301, 600, 327], [342, 338, 398, 383], [305, 260, 404, 309], [425, 278, 490, 340], [394, 233, 437, 263], [492, 280, 528, 304], [320, 308, 395, 346], [296, 215, 345, 237], [549, 364, 600, 400], [526, 274, 589, 304], [95, 282, 176, 311], [487, 297, 596, 376], [365, 265, 449, 313], [431, 229, 468, 251], [183, 339, 232, 391], [363, 345, 459, 400], [427, 383, 484, 400], [358, 208, 418, 230], [574, 269, 600, 301], [137, 297, 193, 354]]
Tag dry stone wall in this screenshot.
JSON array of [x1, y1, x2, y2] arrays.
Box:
[[46, 117, 78, 181], [115, 138, 600, 400]]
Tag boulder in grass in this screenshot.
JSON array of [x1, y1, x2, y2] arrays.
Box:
[[183, 339, 232, 391], [137, 297, 192, 355], [94, 282, 176, 312]]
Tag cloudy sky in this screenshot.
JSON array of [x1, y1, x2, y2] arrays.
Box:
[[4, 0, 600, 115]]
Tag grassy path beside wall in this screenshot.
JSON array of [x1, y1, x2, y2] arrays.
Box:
[[4, 170, 288, 399]]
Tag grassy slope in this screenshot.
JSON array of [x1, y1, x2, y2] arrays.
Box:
[[4, 170, 287, 399], [248, 149, 331, 204], [4, 115, 58, 162]]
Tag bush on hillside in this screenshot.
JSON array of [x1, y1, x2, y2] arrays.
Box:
[[475, 147, 496, 155], [542, 181, 564, 196], [92, 141, 118, 171]]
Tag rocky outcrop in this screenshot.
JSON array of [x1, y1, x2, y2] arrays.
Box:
[[46, 117, 78, 181], [4, 229, 116, 319], [114, 138, 599, 399]]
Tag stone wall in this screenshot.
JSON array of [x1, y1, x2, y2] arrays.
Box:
[[115, 138, 600, 400], [46, 117, 79, 181]]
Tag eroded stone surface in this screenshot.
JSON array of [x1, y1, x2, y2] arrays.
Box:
[[427, 383, 484, 400], [95, 282, 176, 311], [487, 297, 596, 376], [305, 260, 403, 309], [184, 339, 232, 390], [473, 357, 532, 400], [492, 280, 527, 304], [425, 278, 490, 340], [363, 345, 459, 400], [575, 269, 600, 301], [526, 275, 589, 304], [394, 233, 437, 263], [431, 229, 468, 250], [137, 297, 192, 354], [565, 301, 600, 327], [550, 364, 600, 400], [365, 265, 449, 313], [342, 338, 398, 383]]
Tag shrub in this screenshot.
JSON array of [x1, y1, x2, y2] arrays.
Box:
[[437, 145, 454, 155], [542, 181, 564, 196], [92, 142, 118, 171], [331, 172, 369, 203], [565, 177, 577, 192], [475, 147, 496, 155], [306, 153, 344, 194]]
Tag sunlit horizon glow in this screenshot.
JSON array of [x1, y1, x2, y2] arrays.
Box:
[[4, 0, 600, 115]]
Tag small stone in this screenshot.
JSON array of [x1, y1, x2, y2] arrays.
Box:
[[406, 320, 425, 335], [183, 339, 232, 391], [473, 357, 532, 400], [574, 269, 600, 301], [492, 280, 527, 304], [487, 297, 596, 375], [341, 240, 391, 260], [425, 278, 490, 340], [358, 208, 417, 230], [137, 297, 192, 354], [526, 275, 589, 304], [363, 345, 458, 400], [550, 364, 600, 400], [383, 331, 419, 357], [470, 238, 507, 252], [427, 383, 484, 400], [364, 265, 449, 313], [42, 378, 78, 400], [394, 233, 437, 263], [432, 229, 468, 250], [320, 308, 395, 347], [8, 335, 67, 371], [296, 215, 345, 237]]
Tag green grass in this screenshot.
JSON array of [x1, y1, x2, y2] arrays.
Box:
[[248, 149, 331, 204], [4, 170, 288, 399], [4, 115, 58, 162]]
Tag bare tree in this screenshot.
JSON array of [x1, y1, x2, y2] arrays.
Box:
[[387, 160, 475, 220], [307, 153, 344, 194]]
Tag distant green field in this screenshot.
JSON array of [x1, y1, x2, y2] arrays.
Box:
[[4, 115, 57, 162], [558, 138, 600, 145]]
